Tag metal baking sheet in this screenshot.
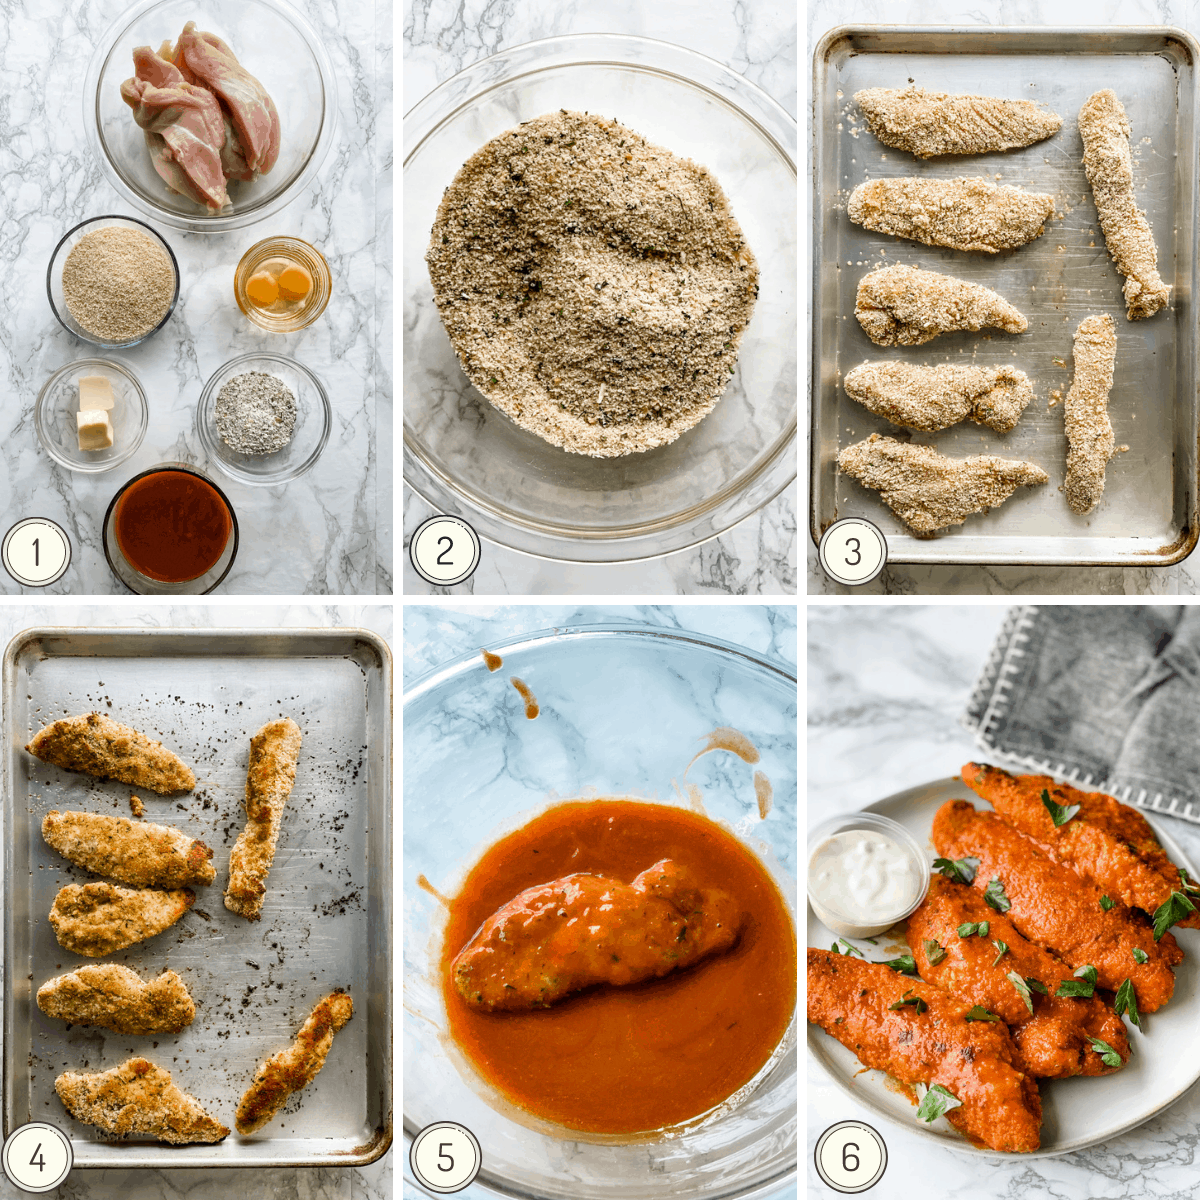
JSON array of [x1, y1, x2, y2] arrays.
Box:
[[811, 26, 1200, 565], [1, 628, 392, 1168]]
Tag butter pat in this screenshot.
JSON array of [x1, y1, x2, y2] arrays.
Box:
[[77, 409, 114, 451], [78, 375, 114, 411]]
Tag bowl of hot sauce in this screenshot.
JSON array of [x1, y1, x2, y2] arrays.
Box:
[[102, 464, 239, 594]]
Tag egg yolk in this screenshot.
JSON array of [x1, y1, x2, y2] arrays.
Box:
[[246, 271, 280, 307], [277, 265, 313, 301]]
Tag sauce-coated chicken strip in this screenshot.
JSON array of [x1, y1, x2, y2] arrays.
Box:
[[26, 712, 195, 794], [224, 718, 302, 920], [807, 949, 1041, 1153], [236, 990, 354, 1134], [909, 876, 1129, 1078], [1064, 315, 1117, 515], [452, 858, 743, 1011], [37, 964, 195, 1035], [42, 809, 215, 888], [56, 1057, 227, 1144], [854, 87, 1062, 158], [932, 800, 1180, 1011], [848, 178, 1055, 253], [49, 881, 194, 957], [962, 763, 1200, 930]]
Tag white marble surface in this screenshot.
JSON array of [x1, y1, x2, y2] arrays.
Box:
[[806, 603, 1200, 1197], [0, 0, 390, 596], [403, 0, 797, 596], [806, 0, 1200, 596], [0, 602, 392, 1200]]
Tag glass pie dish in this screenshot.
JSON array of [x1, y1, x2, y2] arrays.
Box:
[[404, 624, 797, 1198], [403, 35, 797, 563]]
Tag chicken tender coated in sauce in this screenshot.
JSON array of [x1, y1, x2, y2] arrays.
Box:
[[909, 876, 1129, 1078], [452, 858, 743, 1011], [26, 712, 195, 794], [807, 949, 1041, 1153], [1064, 314, 1118, 515], [932, 799, 1181, 1012], [49, 881, 194, 957], [37, 964, 195, 1035], [854, 86, 1062, 158]]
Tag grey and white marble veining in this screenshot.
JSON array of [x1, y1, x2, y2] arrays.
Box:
[[0, 0, 390, 596], [0, 602, 392, 1200], [806, 0, 1200, 597], [807, 604, 1200, 1197], [403, 0, 797, 597]]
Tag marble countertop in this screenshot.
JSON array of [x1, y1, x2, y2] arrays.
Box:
[[403, 0, 797, 596], [0, 602, 392, 1200], [807, 603, 1200, 1197], [0, 0, 391, 596], [806, 0, 1200, 596]]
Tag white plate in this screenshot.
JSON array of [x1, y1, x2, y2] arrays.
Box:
[[806, 775, 1200, 1157]]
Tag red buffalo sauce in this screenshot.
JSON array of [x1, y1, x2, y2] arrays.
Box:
[[114, 470, 232, 583], [441, 799, 796, 1134]]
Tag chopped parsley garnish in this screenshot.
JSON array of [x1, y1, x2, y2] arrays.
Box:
[[992, 939, 1009, 966], [1100, 895, 1114, 912], [957, 921, 989, 938], [923, 938, 947, 966], [964, 1005, 1002, 1022], [1132, 947, 1148, 964], [933, 856, 978, 885], [1152, 890, 1196, 940], [1040, 787, 1080, 827], [1180, 867, 1200, 896], [916, 1083, 962, 1123], [1056, 964, 1097, 998], [983, 877, 1012, 913], [881, 954, 918, 976], [1026, 978, 1049, 995], [831, 938, 864, 957], [1114, 978, 1141, 1028], [1007, 971, 1034, 1015], [1087, 1037, 1123, 1068], [888, 989, 928, 1014]]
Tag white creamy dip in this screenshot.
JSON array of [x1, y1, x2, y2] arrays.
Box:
[[809, 829, 923, 922]]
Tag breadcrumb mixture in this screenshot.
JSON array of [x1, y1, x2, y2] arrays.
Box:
[[1064, 313, 1117, 515], [426, 111, 758, 457]]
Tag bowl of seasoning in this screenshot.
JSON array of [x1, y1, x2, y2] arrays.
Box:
[[234, 236, 332, 332], [34, 358, 149, 473], [102, 463, 239, 594], [47, 215, 179, 348], [196, 352, 331, 486], [807, 812, 930, 939]]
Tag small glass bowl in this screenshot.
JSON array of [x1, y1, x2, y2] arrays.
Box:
[[234, 236, 332, 332], [34, 358, 149, 473], [102, 463, 239, 594], [807, 811, 930, 939], [47, 215, 180, 348], [196, 352, 331, 486]]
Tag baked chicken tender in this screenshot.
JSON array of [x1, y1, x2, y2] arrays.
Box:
[[1064, 314, 1117, 515], [932, 799, 1181, 1011], [225, 718, 302, 920], [963, 762, 1200, 930], [837, 434, 1048, 535], [807, 949, 1041, 1153], [847, 178, 1055, 253], [1079, 89, 1170, 320], [909, 876, 1129, 1078], [26, 713, 194, 794], [49, 881, 194, 957], [855, 264, 1027, 347], [452, 858, 742, 1011], [844, 362, 1034, 433], [855, 86, 1062, 158], [37, 964, 195, 1035], [55, 1057, 228, 1144], [42, 809, 215, 888], [236, 989, 354, 1134]]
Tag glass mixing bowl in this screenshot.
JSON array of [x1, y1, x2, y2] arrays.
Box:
[[84, 0, 337, 233], [404, 624, 797, 1199], [403, 36, 797, 563]]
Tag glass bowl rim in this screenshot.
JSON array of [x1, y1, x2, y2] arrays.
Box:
[[196, 351, 332, 486]]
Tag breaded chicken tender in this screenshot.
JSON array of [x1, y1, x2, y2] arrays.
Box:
[[56, 1057, 228, 1144], [844, 362, 1034, 432], [26, 713, 194, 794], [225, 718, 302, 920], [42, 809, 215, 888], [1064, 314, 1117, 515], [49, 881, 194, 957], [236, 990, 354, 1134], [855, 86, 1062, 158], [37, 964, 195, 1035], [848, 177, 1055, 253], [838, 434, 1048, 534], [855, 264, 1027, 346]]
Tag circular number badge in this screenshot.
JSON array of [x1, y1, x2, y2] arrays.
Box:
[[2, 1122, 72, 1193], [2, 519, 71, 588], [814, 1121, 887, 1194], [409, 516, 482, 587], [817, 517, 887, 586], [410, 1121, 482, 1194]]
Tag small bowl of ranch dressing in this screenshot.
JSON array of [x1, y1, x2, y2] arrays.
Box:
[[807, 812, 929, 939]]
